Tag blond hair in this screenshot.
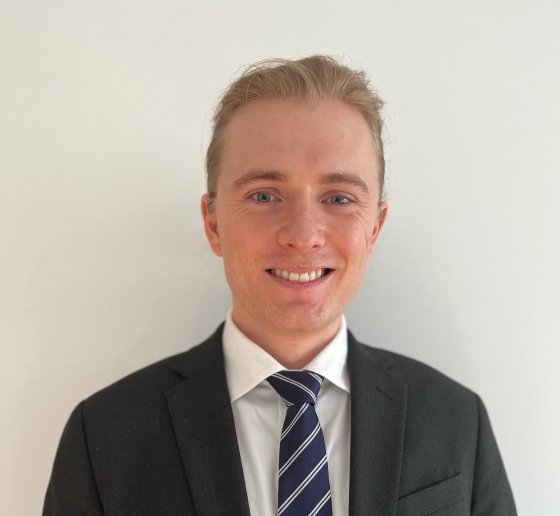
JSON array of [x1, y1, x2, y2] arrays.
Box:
[[206, 55, 385, 211]]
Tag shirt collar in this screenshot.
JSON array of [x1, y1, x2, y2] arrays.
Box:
[[222, 309, 351, 403]]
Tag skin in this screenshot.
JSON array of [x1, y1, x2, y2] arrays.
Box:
[[201, 98, 387, 369]]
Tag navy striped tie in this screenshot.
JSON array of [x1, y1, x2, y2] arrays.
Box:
[[267, 370, 332, 516]]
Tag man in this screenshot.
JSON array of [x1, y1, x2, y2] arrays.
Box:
[[43, 56, 517, 515]]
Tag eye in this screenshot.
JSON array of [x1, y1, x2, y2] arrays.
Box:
[[328, 195, 350, 204], [251, 191, 276, 203]]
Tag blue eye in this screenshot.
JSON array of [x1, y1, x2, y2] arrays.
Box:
[[329, 195, 348, 204], [252, 192, 274, 202]]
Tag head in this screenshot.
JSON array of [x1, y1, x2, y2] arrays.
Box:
[[206, 56, 386, 214], [201, 55, 388, 339]]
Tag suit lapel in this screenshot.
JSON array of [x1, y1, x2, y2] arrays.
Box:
[[165, 325, 251, 516], [164, 325, 406, 516], [348, 331, 407, 516]]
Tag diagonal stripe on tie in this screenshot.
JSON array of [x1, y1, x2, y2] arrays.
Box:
[[281, 404, 308, 440], [272, 373, 318, 402], [279, 422, 321, 476], [268, 371, 333, 516]]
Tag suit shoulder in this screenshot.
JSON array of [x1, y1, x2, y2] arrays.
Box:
[[389, 348, 471, 391], [356, 340, 475, 404], [82, 327, 223, 414]]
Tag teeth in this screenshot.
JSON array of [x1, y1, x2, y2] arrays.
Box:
[[270, 269, 328, 283]]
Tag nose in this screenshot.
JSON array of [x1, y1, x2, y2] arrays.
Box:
[[277, 198, 326, 253]]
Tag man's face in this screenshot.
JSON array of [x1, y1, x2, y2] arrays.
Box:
[[202, 98, 387, 337]]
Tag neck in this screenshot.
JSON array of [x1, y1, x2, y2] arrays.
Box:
[[231, 308, 342, 370]]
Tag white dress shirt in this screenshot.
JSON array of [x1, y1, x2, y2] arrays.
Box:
[[222, 310, 351, 516]]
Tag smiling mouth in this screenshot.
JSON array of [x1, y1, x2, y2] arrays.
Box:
[[267, 268, 332, 283]]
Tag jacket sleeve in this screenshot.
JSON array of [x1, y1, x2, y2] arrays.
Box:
[[43, 401, 103, 516], [471, 394, 517, 516]]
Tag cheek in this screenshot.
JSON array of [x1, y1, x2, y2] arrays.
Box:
[[220, 214, 270, 268], [330, 214, 374, 262]]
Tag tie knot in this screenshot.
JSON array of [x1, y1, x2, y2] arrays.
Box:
[[267, 370, 324, 406]]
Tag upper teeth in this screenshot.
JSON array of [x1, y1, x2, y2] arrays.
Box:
[[270, 269, 327, 282]]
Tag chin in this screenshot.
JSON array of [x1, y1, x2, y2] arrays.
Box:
[[265, 304, 338, 334]]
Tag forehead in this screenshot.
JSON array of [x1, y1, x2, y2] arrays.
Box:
[[220, 97, 378, 184]]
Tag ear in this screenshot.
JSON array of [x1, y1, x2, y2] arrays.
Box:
[[201, 194, 223, 257], [369, 201, 388, 249]]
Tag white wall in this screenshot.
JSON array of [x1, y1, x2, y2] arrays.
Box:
[[1, 1, 558, 513]]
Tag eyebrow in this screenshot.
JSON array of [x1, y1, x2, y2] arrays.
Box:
[[230, 169, 370, 196], [317, 172, 370, 195], [231, 170, 291, 190]]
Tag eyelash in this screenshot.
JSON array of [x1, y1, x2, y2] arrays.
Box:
[[328, 195, 351, 205], [249, 191, 354, 205], [250, 191, 277, 203]]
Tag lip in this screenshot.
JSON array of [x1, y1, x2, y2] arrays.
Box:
[[266, 266, 331, 274], [265, 268, 333, 289]]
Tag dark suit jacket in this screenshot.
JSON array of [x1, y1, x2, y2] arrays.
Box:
[[43, 324, 517, 516]]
